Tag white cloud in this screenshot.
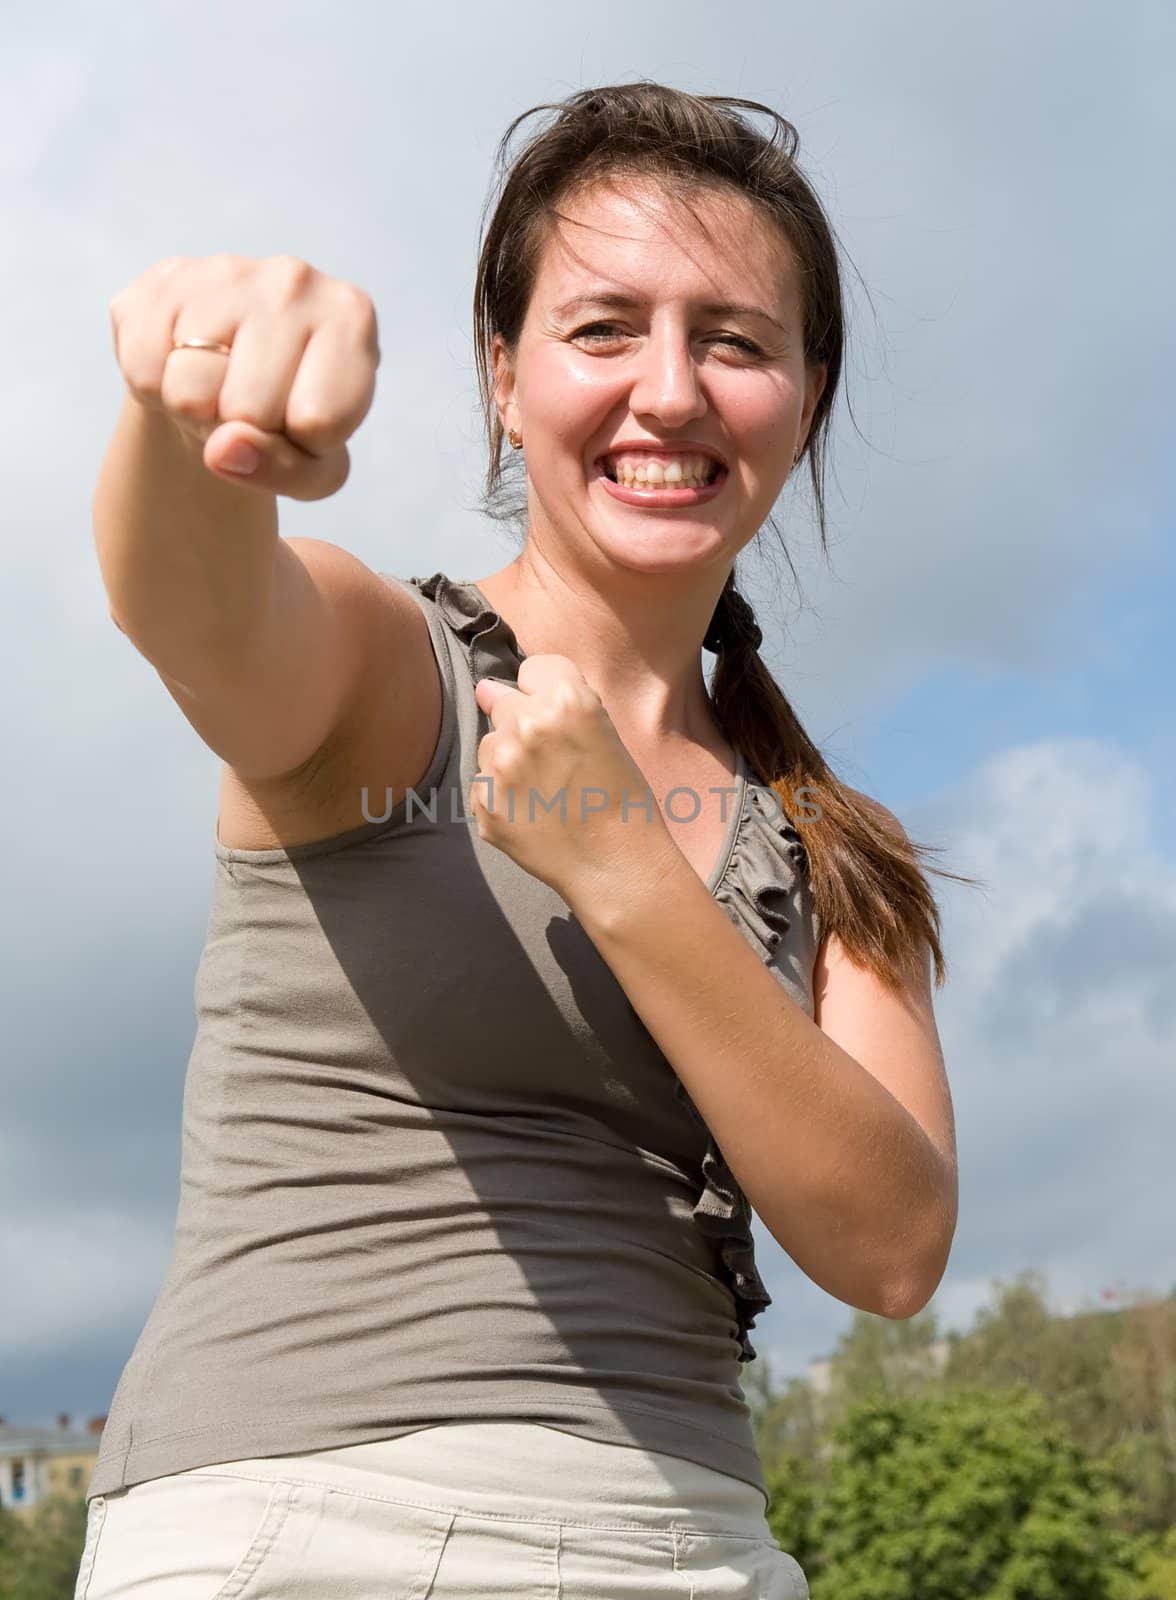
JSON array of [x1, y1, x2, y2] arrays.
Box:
[[756, 734, 1176, 1375]]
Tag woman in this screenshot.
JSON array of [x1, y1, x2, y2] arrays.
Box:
[[80, 81, 962, 1599]]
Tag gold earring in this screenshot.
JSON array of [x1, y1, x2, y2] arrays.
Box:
[[508, 428, 523, 451]]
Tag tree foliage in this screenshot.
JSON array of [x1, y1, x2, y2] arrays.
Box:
[[0, 1492, 89, 1600], [748, 1272, 1176, 1596], [805, 1385, 1138, 1599]]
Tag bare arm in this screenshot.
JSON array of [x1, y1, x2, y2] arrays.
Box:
[[96, 392, 278, 671], [96, 396, 392, 780], [96, 253, 386, 781]]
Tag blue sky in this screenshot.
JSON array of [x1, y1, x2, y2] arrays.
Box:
[[2, 0, 1173, 1425], [868, 528, 1176, 840]]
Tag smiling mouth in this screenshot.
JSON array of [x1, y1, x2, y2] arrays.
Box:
[[589, 459, 729, 506], [600, 460, 723, 486]]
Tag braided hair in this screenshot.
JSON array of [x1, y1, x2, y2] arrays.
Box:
[[703, 575, 763, 656]]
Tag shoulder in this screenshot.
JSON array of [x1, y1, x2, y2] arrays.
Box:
[[280, 539, 428, 633], [843, 786, 908, 842]]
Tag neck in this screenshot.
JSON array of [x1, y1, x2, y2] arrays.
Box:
[[472, 551, 728, 755]]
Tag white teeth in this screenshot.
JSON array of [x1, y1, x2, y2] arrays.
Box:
[[603, 453, 719, 488]]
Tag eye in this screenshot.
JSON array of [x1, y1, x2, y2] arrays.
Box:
[[573, 322, 626, 344], [571, 322, 763, 357]]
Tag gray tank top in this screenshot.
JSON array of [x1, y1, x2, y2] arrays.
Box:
[[87, 572, 821, 1507]]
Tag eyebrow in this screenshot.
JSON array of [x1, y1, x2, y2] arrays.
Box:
[[552, 291, 788, 336]]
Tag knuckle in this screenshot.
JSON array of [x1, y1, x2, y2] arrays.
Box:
[[116, 344, 161, 398], [118, 360, 156, 400], [273, 251, 314, 279], [167, 397, 217, 428], [160, 376, 218, 424], [496, 740, 523, 777], [336, 281, 378, 335], [120, 373, 157, 407], [205, 250, 244, 281], [134, 256, 185, 294], [285, 402, 344, 448], [335, 280, 373, 315], [264, 254, 316, 303]]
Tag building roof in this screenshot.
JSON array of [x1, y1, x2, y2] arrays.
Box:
[[0, 1415, 105, 1457]]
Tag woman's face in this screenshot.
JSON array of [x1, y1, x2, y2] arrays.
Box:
[[492, 176, 827, 583]]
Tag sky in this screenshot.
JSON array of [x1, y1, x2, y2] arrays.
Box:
[[2, 0, 1173, 1428]]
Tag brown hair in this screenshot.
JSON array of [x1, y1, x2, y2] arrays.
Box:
[[471, 81, 980, 992]]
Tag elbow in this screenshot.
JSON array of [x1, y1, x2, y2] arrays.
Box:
[[878, 1271, 943, 1322], [877, 1251, 949, 1320], [878, 1178, 958, 1321]]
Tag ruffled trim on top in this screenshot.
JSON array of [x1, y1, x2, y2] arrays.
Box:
[[410, 571, 814, 1366], [673, 777, 813, 1362], [713, 780, 810, 962], [409, 571, 527, 687]]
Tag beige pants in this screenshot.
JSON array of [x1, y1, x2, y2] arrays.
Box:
[[74, 1420, 808, 1598]]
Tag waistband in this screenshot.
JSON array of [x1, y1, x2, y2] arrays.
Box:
[[181, 1421, 773, 1537]]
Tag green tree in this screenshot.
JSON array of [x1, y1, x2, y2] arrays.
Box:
[[762, 1447, 820, 1577], [805, 1385, 1140, 1600], [824, 1305, 947, 1413], [1105, 1291, 1176, 1530], [0, 1492, 89, 1600], [946, 1272, 1128, 1459], [944, 1275, 1176, 1531], [0, 1502, 21, 1581], [1133, 1526, 1176, 1599]]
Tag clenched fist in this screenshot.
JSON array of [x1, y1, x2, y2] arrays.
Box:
[[107, 253, 380, 502], [472, 661, 680, 905]]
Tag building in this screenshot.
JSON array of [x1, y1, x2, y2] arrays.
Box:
[[0, 1413, 105, 1516]]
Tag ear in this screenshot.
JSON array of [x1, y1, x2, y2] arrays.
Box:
[[491, 333, 519, 436]]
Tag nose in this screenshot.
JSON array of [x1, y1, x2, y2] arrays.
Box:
[[626, 325, 709, 429]]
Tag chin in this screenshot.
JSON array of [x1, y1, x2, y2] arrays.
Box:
[[590, 531, 731, 578]]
